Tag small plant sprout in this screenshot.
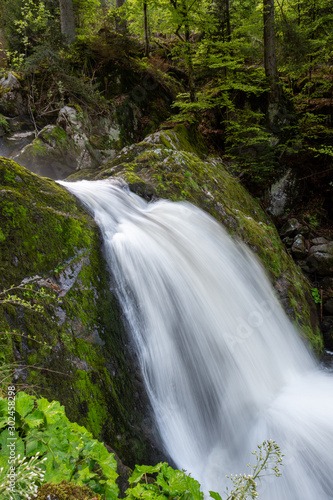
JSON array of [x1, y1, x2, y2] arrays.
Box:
[[221, 440, 283, 500], [0, 453, 47, 499]]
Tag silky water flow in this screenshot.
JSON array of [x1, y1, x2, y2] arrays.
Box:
[[60, 179, 333, 500]]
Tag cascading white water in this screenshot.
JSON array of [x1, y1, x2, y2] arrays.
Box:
[[60, 178, 333, 499]]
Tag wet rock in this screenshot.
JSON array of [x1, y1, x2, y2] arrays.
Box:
[[291, 235, 307, 259], [282, 236, 295, 247], [280, 218, 301, 238], [297, 260, 313, 273], [311, 237, 329, 245], [0, 131, 35, 158], [298, 225, 310, 237], [307, 242, 333, 275], [0, 156, 162, 466]]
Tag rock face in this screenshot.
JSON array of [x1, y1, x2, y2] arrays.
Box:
[[67, 124, 324, 355], [0, 72, 28, 118], [0, 156, 163, 467], [13, 106, 123, 179], [13, 107, 102, 179], [267, 168, 299, 217]]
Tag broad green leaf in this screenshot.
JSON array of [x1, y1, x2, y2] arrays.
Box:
[[209, 491, 223, 500], [23, 409, 44, 428], [0, 416, 8, 430], [25, 437, 48, 457], [77, 466, 96, 483], [0, 399, 8, 418], [129, 462, 164, 484], [37, 398, 64, 424], [104, 478, 120, 500], [0, 428, 25, 459], [15, 392, 34, 418]]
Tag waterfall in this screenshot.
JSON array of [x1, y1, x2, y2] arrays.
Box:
[[60, 178, 333, 500]]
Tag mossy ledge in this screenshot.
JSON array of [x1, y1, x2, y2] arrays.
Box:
[[0, 156, 162, 467], [68, 124, 323, 356]]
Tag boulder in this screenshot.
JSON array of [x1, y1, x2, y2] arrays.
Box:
[[307, 242, 333, 276], [280, 218, 301, 238], [291, 235, 307, 259], [0, 72, 27, 117], [0, 156, 163, 467], [311, 237, 329, 245]]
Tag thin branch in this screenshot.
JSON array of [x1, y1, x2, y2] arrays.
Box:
[[0, 332, 47, 346]]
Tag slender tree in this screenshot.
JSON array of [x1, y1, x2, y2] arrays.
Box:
[[213, 0, 231, 41], [143, 1, 149, 57], [170, 0, 196, 102], [59, 0, 76, 44], [263, 0, 281, 128], [116, 0, 127, 34]]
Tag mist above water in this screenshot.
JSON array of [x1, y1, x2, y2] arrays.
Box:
[[61, 179, 333, 500]]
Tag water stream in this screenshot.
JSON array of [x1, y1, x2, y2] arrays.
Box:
[[60, 178, 333, 500]]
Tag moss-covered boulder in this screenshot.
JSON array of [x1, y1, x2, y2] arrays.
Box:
[[0, 156, 162, 466], [67, 124, 323, 355]]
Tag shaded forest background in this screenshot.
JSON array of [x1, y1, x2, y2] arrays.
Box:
[[0, 0, 332, 219]]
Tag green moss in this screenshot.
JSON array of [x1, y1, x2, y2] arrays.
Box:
[[0, 156, 93, 286], [158, 125, 207, 157], [37, 480, 101, 500], [0, 114, 9, 133], [0, 157, 154, 467], [40, 124, 68, 145]]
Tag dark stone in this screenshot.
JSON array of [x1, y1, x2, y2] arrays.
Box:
[[291, 234, 307, 259], [282, 236, 294, 247], [307, 242, 333, 275], [280, 218, 301, 238], [311, 237, 329, 245]]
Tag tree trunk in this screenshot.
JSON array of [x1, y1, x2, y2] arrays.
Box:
[[212, 0, 231, 41], [116, 0, 127, 34], [180, 0, 195, 102], [225, 0, 231, 41], [59, 0, 76, 44], [143, 1, 149, 57], [263, 0, 281, 128]]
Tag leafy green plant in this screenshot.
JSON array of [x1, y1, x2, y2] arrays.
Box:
[[126, 462, 203, 500], [311, 288, 322, 304], [304, 213, 320, 229], [0, 390, 283, 500], [126, 441, 283, 500], [0, 392, 119, 499], [0, 281, 57, 313]]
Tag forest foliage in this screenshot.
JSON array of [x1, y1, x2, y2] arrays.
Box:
[[1, 0, 331, 255], [0, 391, 283, 500], [0, 0, 331, 194]]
